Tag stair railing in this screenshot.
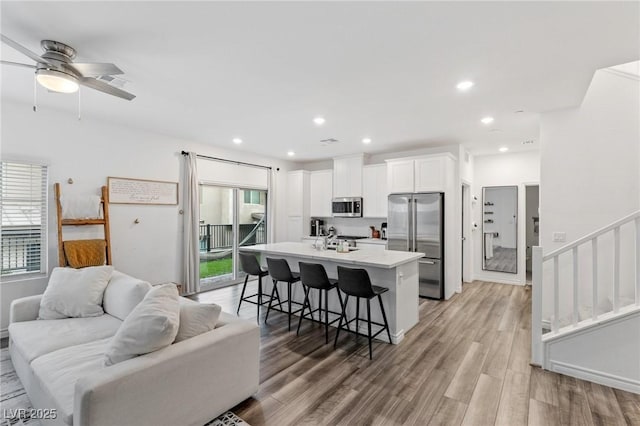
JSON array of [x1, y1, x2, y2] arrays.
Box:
[[531, 210, 640, 366]]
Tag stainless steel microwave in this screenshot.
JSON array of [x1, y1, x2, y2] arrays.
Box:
[[332, 197, 363, 217]]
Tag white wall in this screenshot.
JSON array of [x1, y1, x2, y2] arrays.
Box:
[[0, 101, 298, 335], [540, 68, 640, 319], [472, 150, 540, 285], [460, 146, 474, 285]]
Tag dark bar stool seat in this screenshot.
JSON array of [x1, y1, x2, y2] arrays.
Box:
[[265, 258, 304, 331], [237, 252, 272, 323], [297, 262, 347, 344], [334, 265, 392, 359]]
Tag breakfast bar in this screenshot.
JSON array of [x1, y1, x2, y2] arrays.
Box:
[[240, 242, 424, 344]]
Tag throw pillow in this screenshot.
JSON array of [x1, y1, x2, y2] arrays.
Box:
[[38, 266, 114, 320], [104, 284, 180, 366], [174, 300, 222, 342], [102, 271, 152, 321]]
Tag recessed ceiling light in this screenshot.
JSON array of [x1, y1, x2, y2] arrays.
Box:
[[456, 80, 474, 91], [481, 116, 495, 125], [232, 138, 242, 144], [287, 151, 295, 157], [362, 138, 372, 144], [313, 116, 325, 126], [499, 147, 509, 153]]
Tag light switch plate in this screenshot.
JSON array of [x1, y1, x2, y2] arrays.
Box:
[[552, 232, 566, 242]]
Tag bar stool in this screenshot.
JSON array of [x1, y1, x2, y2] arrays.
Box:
[[334, 265, 392, 360], [265, 258, 303, 331], [237, 252, 272, 323], [297, 262, 347, 344]]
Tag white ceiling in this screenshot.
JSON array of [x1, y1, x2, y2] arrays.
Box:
[[1, 2, 638, 160]]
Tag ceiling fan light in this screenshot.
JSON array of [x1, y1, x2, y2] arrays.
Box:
[[36, 69, 79, 93]]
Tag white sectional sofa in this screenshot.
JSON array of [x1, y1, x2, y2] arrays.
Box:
[[8, 271, 260, 426]]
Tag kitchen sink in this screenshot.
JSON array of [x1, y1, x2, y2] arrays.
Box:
[[327, 246, 359, 251]]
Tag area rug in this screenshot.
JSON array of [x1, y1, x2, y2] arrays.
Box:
[[0, 348, 250, 426]]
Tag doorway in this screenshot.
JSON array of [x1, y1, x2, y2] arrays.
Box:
[[199, 185, 267, 291], [525, 185, 540, 284]]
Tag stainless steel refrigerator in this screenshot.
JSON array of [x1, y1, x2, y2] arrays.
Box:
[[388, 193, 444, 299]]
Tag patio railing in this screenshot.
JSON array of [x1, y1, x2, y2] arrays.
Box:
[[199, 221, 266, 252]]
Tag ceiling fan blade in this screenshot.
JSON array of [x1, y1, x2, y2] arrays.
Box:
[[1, 34, 51, 65], [79, 77, 135, 101], [67, 62, 123, 77], [1, 60, 36, 69]]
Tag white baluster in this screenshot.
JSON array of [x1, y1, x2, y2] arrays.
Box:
[[614, 227, 620, 313], [573, 247, 579, 327], [592, 238, 598, 320], [531, 246, 543, 366], [553, 256, 559, 333], [636, 217, 640, 306]]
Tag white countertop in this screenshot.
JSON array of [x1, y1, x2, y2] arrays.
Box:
[[241, 242, 423, 269]]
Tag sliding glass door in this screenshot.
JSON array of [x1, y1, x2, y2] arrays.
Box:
[[199, 185, 267, 291]]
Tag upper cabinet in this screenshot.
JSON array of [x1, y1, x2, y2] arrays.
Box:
[[309, 169, 333, 217], [387, 159, 415, 193], [362, 164, 388, 218], [333, 154, 364, 198], [415, 156, 450, 192], [286, 170, 311, 241], [387, 154, 455, 193], [286, 170, 310, 216]]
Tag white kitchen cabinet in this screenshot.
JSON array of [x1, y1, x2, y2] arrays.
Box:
[[415, 156, 454, 192], [386, 159, 415, 193], [286, 170, 310, 216], [286, 216, 304, 242], [286, 170, 310, 241], [387, 154, 455, 194], [333, 154, 364, 198], [362, 164, 388, 218], [309, 169, 333, 217]]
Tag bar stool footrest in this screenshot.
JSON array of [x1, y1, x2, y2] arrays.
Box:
[[239, 293, 277, 306], [337, 317, 389, 338]]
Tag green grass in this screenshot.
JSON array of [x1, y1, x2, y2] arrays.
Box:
[[200, 257, 233, 279]]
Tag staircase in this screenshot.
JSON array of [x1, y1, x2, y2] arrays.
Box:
[[531, 211, 640, 394]]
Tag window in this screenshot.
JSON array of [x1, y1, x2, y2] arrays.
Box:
[[243, 190, 262, 205], [1, 161, 48, 276]]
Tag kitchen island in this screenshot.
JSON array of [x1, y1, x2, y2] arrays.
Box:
[[240, 242, 424, 344]]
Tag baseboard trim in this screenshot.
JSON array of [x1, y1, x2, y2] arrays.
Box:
[[549, 360, 640, 394]]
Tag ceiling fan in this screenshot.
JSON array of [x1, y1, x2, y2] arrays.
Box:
[[1, 34, 135, 101]]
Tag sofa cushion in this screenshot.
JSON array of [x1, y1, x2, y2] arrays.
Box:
[[104, 284, 180, 366], [31, 338, 110, 425], [175, 299, 222, 342], [9, 315, 121, 364], [39, 266, 114, 319], [103, 271, 152, 321]]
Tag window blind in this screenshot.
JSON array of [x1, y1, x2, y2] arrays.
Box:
[[1, 161, 48, 276]]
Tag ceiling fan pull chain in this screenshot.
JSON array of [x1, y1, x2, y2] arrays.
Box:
[[33, 74, 37, 112], [78, 87, 82, 120]]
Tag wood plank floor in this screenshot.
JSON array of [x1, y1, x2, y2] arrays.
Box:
[[193, 281, 640, 426]]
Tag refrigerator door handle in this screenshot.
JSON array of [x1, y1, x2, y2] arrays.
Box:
[[413, 197, 418, 252], [407, 198, 412, 251]]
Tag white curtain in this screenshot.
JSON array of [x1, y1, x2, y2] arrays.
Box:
[[183, 152, 200, 294], [267, 168, 277, 243]]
